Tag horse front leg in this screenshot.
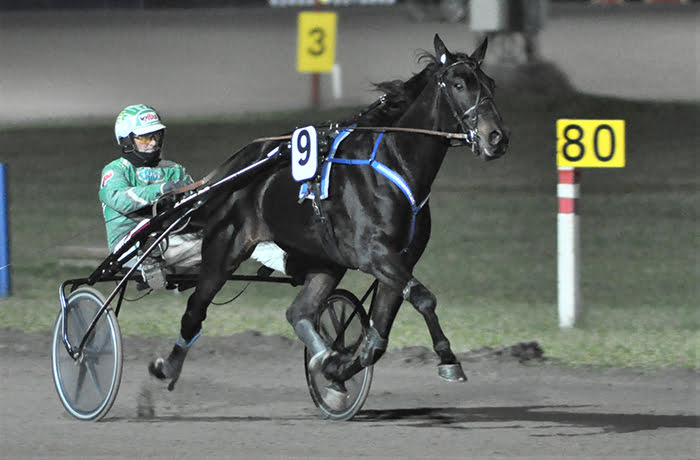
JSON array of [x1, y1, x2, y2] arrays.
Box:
[[321, 281, 401, 383], [402, 276, 467, 381]]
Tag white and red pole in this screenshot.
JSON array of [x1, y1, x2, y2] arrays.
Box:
[[557, 167, 581, 328]]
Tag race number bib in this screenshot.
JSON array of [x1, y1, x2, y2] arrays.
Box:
[[291, 126, 319, 182]]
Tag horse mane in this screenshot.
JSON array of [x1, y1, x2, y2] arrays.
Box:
[[348, 51, 440, 127], [348, 50, 474, 127]]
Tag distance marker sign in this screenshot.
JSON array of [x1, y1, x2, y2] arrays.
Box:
[[556, 119, 625, 168], [297, 11, 337, 73]]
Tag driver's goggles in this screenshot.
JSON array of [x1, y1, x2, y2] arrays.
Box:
[[133, 131, 163, 143]]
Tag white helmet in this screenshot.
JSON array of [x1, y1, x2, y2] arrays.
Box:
[[114, 104, 167, 162], [114, 104, 166, 144]]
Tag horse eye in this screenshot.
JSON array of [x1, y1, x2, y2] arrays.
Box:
[[454, 82, 464, 90]]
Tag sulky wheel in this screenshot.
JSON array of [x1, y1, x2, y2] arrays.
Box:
[[51, 287, 123, 421], [304, 289, 373, 421]]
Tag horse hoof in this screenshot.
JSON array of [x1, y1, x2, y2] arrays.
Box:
[[323, 384, 348, 411], [438, 363, 468, 382], [166, 377, 179, 392], [148, 358, 167, 380]]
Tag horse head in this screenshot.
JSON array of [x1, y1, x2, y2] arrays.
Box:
[[433, 34, 509, 160]]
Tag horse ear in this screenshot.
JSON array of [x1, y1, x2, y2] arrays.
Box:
[[434, 33, 453, 65], [470, 37, 488, 66]]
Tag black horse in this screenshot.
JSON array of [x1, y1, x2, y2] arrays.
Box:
[[150, 34, 509, 396]]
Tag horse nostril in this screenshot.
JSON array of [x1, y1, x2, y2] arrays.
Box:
[[489, 130, 502, 146]]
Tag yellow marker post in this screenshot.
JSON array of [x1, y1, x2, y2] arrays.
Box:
[[297, 9, 337, 110], [297, 11, 338, 74], [555, 119, 625, 328]]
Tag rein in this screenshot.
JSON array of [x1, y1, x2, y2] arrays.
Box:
[[251, 125, 471, 144], [174, 125, 473, 195]]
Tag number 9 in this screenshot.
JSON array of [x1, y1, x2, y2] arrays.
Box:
[[291, 126, 318, 182], [297, 130, 310, 166]]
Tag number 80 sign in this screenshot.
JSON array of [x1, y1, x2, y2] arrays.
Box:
[[556, 119, 625, 168]]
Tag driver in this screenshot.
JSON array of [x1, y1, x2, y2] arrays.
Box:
[[99, 104, 201, 289]]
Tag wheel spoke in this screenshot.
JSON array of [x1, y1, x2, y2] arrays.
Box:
[[74, 360, 88, 403], [326, 304, 346, 349], [340, 308, 358, 336], [326, 303, 341, 333], [85, 359, 104, 398], [70, 300, 100, 350], [332, 308, 361, 351], [319, 321, 333, 341], [338, 304, 347, 330], [71, 304, 89, 338]]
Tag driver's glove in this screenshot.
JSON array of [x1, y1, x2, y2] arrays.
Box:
[[161, 180, 192, 195]]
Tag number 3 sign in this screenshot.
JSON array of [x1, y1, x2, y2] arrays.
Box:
[[297, 11, 337, 74], [557, 119, 625, 168]]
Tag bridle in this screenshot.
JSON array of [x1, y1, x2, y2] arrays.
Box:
[[435, 59, 495, 152]]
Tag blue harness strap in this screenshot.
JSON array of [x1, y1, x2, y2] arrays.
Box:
[[175, 330, 201, 349], [328, 132, 429, 252]]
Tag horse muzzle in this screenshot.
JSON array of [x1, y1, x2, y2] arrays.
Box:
[[477, 127, 509, 161]]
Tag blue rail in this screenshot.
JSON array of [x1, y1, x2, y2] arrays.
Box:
[[0, 164, 9, 297]]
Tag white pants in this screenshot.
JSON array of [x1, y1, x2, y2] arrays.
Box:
[[119, 231, 284, 274], [161, 233, 202, 269], [163, 238, 286, 273]]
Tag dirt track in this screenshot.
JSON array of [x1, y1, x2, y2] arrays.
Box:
[[1, 328, 697, 459]]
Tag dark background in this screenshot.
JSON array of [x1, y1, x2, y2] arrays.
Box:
[[0, 0, 265, 8]]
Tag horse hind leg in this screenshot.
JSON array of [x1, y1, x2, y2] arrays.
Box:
[[402, 277, 467, 382], [148, 269, 232, 390], [148, 231, 252, 390], [148, 272, 231, 391], [148, 332, 201, 391]]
